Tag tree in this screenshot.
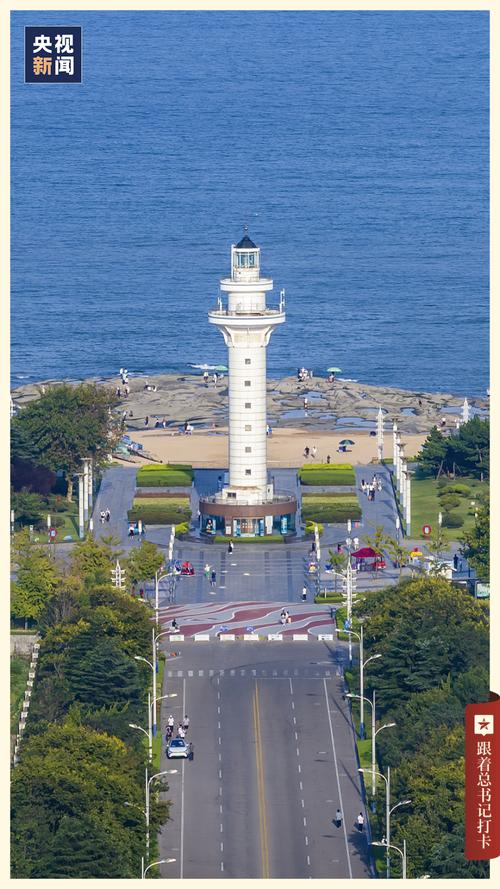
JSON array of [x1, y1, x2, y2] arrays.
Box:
[[384, 536, 411, 577], [11, 383, 120, 500], [126, 540, 164, 587], [327, 549, 347, 593], [10, 488, 46, 527], [416, 426, 450, 478], [461, 496, 489, 580], [11, 544, 59, 628], [11, 456, 56, 496], [70, 534, 118, 588], [450, 417, 489, 480]]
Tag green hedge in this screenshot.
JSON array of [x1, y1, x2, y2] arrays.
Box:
[[441, 512, 464, 529], [128, 496, 191, 525], [299, 464, 355, 486], [301, 493, 361, 524], [136, 463, 193, 487], [305, 521, 324, 536]]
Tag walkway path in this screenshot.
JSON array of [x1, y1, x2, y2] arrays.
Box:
[[93, 466, 137, 546]]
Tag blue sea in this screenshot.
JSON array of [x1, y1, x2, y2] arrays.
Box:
[[10, 11, 489, 395]]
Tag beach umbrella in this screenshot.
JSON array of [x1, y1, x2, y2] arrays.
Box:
[[326, 366, 342, 373], [214, 365, 228, 372], [339, 438, 355, 446]]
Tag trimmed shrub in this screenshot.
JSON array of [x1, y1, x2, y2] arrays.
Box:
[[299, 464, 355, 486], [175, 522, 190, 536], [441, 512, 465, 529], [128, 496, 191, 525], [439, 493, 461, 511], [442, 483, 472, 496], [302, 494, 361, 524], [305, 521, 324, 536], [136, 463, 193, 487]]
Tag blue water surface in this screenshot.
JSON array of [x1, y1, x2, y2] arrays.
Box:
[[11, 11, 489, 394]]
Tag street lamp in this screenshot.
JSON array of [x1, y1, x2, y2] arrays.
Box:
[[151, 627, 181, 737], [335, 624, 381, 738], [348, 691, 394, 795], [359, 766, 391, 879], [129, 701, 152, 763], [142, 858, 175, 878], [135, 654, 156, 738], [372, 839, 407, 879]]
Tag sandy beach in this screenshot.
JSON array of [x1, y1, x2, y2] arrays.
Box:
[[124, 426, 427, 469]]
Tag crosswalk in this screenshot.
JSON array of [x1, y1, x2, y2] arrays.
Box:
[[166, 667, 343, 679]]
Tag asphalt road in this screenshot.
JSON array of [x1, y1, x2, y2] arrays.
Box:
[[157, 642, 372, 879]]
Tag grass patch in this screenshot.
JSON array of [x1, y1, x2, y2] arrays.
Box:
[[302, 493, 361, 523], [411, 476, 488, 542], [11, 655, 30, 733], [314, 593, 344, 604], [136, 464, 193, 487], [128, 496, 191, 525], [299, 464, 355, 486], [213, 534, 286, 543]]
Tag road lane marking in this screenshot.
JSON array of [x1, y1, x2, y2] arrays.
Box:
[[296, 748, 300, 756], [303, 817, 307, 826], [307, 855, 311, 867], [295, 731, 298, 741], [221, 863, 224, 872], [301, 799, 305, 808], [323, 678, 353, 879], [221, 842, 224, 851], [299, 781, 303, 790], [219, 769, 222, 779], [305, 836, 309, 846], [253, 683, 270, 879], [298, 764, 301, 773], [180, 677, 186, 879]]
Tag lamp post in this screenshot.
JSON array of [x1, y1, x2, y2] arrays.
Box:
[[142, 858, 175, 879], [372, 839, 407, 879], [144, 768, 170, 856], [348, 692, 394, 795], [337, 626, 381, 738], [129, 691, 152, 763], [135, 654, 156, 739], [359, 766, 391, 878]]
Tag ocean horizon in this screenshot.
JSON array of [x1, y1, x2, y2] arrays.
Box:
[[11, 11, 489, 396]]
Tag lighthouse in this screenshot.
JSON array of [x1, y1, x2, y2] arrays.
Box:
[[199, 230, 297, 538]]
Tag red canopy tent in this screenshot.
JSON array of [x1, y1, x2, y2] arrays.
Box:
[[352, 547, 378, 559]]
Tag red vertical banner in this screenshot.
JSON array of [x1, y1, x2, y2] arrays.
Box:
[[465, 693, 500, 859]]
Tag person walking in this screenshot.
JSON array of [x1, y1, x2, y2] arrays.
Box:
[[203, 371, 209, 387], [182, 715, 190, 732], [334, 808, 343, 828], [144, 415, 149, 427], [167, 714, 174, 729], [204, 563, 211, 579], [326, 454, 331, 464], [311, 445, 317, 459], [210, 569, 217, 588], [105, 508, 111, 522], [100, 510, 106, 524], [356, 813, 365, 832], [301, 585, 307, 602], [228, 540, 234, 554]]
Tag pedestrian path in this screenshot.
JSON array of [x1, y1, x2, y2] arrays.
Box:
[[93, 466, 137, 545], [156, 601, 338, 638]]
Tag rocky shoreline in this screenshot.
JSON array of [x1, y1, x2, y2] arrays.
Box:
[[11, 373, 489, 436]]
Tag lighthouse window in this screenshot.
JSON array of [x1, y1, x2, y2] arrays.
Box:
[[245, 402, 251, 409], [244, 380, 251, 387], [245, 469, 252, 476], [245, 424, 252, 431], [245, 446, 252, 453], [245, 359, 251, 365]]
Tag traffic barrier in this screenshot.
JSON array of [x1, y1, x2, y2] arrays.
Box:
[[243, 634, 260, 641], [194, 634, 210, 641], [292, 634, 309, 641], [219, 634, 235, 641], [168, 635, 184, 642], [267, 634, 283, 641], [318, 634, 334, 641]]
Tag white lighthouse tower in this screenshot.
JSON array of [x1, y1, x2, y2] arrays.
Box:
[[199, 230, 296, 537]]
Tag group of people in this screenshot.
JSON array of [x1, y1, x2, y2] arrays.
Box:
[[166, 713, 190, 741], [361, 474, 382, 501], [297, 367, 313, 382], [203, 371, 223, 387], [280, 608, 292, 625], [303, 445, 318, 459], [204, 564, 218, 589], [115, 384, 130, 397], [99, 508, 111, 524], [183, 420, 194, 435], [334, 809, 365, 832]]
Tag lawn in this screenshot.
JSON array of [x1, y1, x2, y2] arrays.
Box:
[[299, 463, 355, 486], [136, 464, 193, 487], [11, 655, 30, 733], [411, 476, 488, 542], [128, 496, 191, 525], [301, 492, 361, 524]]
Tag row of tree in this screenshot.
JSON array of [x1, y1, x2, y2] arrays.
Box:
[[350, 577, 489, 878], [417, 417, 489, 480], [11, 534, 168, 879]]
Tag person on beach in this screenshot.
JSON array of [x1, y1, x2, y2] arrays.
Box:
[[326, 454, 331, 464], [145, 416, 149, 427], [311, 445, 317, 459], [303, 446, 310, 458], [203, 371, 209, 386], [303, 397, 308, 410], [213, 372, 218, 386], [125, 384, 130, 396]]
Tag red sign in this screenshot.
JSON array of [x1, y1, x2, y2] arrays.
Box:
[[49, 528, 57, 539], [465, 693, 500, 859], [422, 524, 432, 536]]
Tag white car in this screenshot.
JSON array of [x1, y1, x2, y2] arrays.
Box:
[[167, 738, 189, 759]]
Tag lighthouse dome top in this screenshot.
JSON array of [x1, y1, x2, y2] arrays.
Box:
[[236, 232, 257, 249]]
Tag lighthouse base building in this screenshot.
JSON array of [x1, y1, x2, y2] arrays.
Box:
[[199, 231, 297, 538]]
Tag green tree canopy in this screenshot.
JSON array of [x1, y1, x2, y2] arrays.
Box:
[[461, 495, 489, 580], [11, 383, 120, 499], [126, 539, 164, 586], [416, 426, 450, 477], [11, 543, 59, 627]]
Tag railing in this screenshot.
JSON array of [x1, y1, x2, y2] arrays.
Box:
[[200, 493, 296, 506], [209, 305, 284, 317]]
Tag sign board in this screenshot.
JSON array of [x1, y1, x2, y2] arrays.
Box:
[[422, 524, 432, 536], [49, 527, 57, 539]]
